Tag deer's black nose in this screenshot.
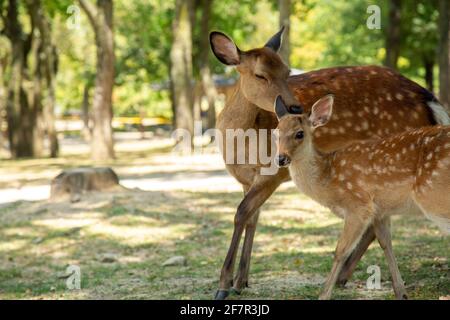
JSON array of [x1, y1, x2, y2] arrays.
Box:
[[276, 154, 291, 167], [289, 105, 303, 114]]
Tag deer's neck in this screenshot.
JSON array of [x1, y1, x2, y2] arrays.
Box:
[[289, 143, 333, 202], [218, 78, 259, 131]]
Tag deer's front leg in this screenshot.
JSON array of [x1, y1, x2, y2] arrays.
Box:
[[231, 209, 261, 294], [319, 211, 372, 300], [215, 175, 283, 300]]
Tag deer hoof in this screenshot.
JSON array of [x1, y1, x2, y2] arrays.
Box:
[[214, 290, 229, 300], [336, 278, 348, 288], [230, 287, 241, 296], [397, 293, 408, 300]]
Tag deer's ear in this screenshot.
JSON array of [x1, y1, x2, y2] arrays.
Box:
[[275, 95, 289, 120], [264, 26, 285, 52], [210, 31, 241, 66], [309, 95, 334, 129]]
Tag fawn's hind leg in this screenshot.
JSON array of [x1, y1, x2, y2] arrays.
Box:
[[319, 211, 372, 300], [336, 225, 376, 287], [373, 217, 408, 300]]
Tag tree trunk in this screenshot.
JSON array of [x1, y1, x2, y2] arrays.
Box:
[[27, 0, 59, 158], [45, 53, 59, 158], [198, 0, 217, 131], [0, 52, 7, 148], [424, 57, 434, 93], [169, 0, 195, 149], [385, 0, 402, 69], [278, 0, 291, 65], [439, 0, 450, 111], [193, 82, 202, 123], [30, 28, 45, 158], [42, 40, 59, 158], [168, 61, 176, 129], [79, 0, 115, 161], [81, 83, 92, 141], [4, 0, 36, 158]]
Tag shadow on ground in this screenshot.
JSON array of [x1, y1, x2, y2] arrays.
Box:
[[0, 186, 448, 300]]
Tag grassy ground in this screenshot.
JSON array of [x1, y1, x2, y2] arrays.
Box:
[[0, 136, 448, 300]]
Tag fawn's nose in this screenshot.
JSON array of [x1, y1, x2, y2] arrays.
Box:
[[276, 154, 291, 167], [289, 104, 303, 114]]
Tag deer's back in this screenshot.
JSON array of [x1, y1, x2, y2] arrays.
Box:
[[289, 65, 436, 152]]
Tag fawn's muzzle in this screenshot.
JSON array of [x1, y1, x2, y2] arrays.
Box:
[[276, 154, 291, 167]]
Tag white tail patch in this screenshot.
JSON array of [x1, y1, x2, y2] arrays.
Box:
[[428, 101, 450, 125]]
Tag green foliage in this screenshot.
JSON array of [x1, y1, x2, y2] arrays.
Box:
[[291, 0, 385, 69], [400, 0, 439, 79], [113, 0, 174, 116], [2, 0, 441, 119], [204, 0, 261, 75], [289, 0, 439, 87]]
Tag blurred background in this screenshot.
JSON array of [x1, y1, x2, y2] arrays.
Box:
[[0, 0, 448, 300]]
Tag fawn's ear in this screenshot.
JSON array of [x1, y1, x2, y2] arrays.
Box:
[[210, 31, 241, 66], [309, 95, 334, 129], [275, 95, 289, 120], [265, 26, 285, 53]]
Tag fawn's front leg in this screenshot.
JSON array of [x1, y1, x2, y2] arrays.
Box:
[[319, 210, 373, 300]]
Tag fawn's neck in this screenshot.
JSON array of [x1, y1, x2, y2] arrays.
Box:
[[289, 142, 333, 200]]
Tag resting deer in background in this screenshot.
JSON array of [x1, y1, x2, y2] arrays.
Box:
[[209, 27, 450, 300], [275, 95, 450, 299]]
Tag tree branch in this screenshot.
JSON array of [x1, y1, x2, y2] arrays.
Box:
[[78, 0, 100, 31], [4, 0, 22, 40], [0, 0, 5, 25]]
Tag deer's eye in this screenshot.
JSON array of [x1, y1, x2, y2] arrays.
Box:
[[255, 74, 267, 82], [295, 131, 304, 140]]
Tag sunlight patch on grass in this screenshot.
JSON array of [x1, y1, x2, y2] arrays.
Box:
[[108, 214, 162, 226], [86, 222, 196, 246], [33, 217, 101, 229], [1, 227, 41, 238], [301, 245, 336, 254], [0, 239, 29, 252]]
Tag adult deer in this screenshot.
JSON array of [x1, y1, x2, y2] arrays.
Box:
[[209, 28, 450, 300], [275, 94, 450, 299]]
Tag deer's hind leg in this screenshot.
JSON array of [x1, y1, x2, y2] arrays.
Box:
[[373, 216, 408, 300], [319, 209, 373, 300], [336, 225, 376, 287]]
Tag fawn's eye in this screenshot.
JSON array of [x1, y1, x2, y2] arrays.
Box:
[[255, 74, 267, 82], [295, 131, 304, 140]]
